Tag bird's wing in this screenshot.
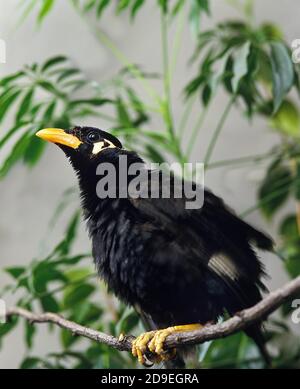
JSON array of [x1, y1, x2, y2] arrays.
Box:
[[128, 172, 271, 305]]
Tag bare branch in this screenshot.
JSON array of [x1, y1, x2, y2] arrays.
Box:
[[6, 275, 300, 353]]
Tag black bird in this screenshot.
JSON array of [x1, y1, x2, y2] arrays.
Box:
[[36, 126, 273, 367]]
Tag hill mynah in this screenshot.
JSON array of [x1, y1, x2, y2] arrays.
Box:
[[36, 126, 273, 367]]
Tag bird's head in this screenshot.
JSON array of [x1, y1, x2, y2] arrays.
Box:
[[36, 126, 127, 175], [36, 126, 123, 161], [36, 126, 129, 211], [35, 126, 143, 205]]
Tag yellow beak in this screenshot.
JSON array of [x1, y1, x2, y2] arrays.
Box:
[[36, 128, 82, 149]]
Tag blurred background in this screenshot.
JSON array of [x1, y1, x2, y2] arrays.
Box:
[[0, 0, 300, 368]]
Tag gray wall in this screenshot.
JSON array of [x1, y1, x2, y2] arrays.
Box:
[[0, 0, 299, 368]]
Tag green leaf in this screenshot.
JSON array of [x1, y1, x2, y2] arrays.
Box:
[[65, 267, 93, 282], [0, 123, 28, 148], [29, 102, 45, 117], [279, 215, 298, 242], [54, 211, 81, 255], [126, 88, 145, 114], [270, 100, 300, 137], [185, 75, 205, 97], [118, 310, 139, 333], [0, 316, 18, 341], [23, 136, 46, 167], [269, 42, 294, 113], [116, 0, 131, 14], [25, 320, 36, 349], [171, 0, 185, 15], [63, 284, 95, 309], [209, 51, 231, 97], [41, 56, 67, 73], [82, 0, 97, 12], [285, 254, 300, 278], [0, 89, 21, 123], [38, 0, 55, 24], [53, 254, 89, 266], [189, 1, 200, 37], [61, 328, 79, 348], [232, 41, 251, 93], [16, 276, 30, 292], [68, 98, 113, 108], [16, 88, 35, 122], [33, 264, 67, 293], [196, 0, 210, 14], [258, 162, 292, 219], [17, 0, 37, 26], [202, 332, 257, 368], [0, 71, 25, 87], [188, 0, 210, 38], [199, 85, 209, 106], [74, 302, 102, 324], [131, 0, 145, 19], [57, 68, 80, 83], [61, 79, 87, 92], [116, 98, 132, 127], [4, 267, 26, 279], [97, 0, 110, 18], [40, 295, 60, 313], [146, 144, 165, 163], [260, 23, 283, 41], [158, 0, 168, 14], [0, 132, 31, 179], [37, 80, 64, 98], [42, 100, 57, 122], [20, 357, 43, 369]]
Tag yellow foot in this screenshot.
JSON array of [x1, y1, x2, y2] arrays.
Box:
[[132, 331, 156, 365], [132, 324, 203, 366]]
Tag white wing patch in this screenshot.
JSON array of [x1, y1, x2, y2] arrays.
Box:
[[92, 140, 116, 155], [208, 253, 240, 281]]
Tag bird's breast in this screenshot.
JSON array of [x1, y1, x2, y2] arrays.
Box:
[[87, 201, 150, 304]]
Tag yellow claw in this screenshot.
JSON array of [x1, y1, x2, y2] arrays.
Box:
[[132, 324, 203, 365], [132, 331, 156, 365], [148, 327, 174, 354]]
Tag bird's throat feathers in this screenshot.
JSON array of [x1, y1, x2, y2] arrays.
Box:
[[67, 147, 144, 217]]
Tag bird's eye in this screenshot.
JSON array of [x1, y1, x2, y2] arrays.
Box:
[[87, 131, 100, 143]]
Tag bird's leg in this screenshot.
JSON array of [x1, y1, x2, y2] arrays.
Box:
[[132, 324, 203, 365]]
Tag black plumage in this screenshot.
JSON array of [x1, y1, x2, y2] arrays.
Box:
[[36, 126, 273, 367]]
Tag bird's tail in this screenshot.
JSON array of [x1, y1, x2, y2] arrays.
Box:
[[245, 324, 271, 368]]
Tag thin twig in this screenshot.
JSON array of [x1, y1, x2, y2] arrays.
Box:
[[177, 94, 197, 140], [6, 307, 132, 352], [186, 106, 209, 158], [160, 10, 184, 164], [6, 276, 300, 354], [204, 96, 235, 166]]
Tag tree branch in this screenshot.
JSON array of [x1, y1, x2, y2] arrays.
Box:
[[6, 276, 300, 353]]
